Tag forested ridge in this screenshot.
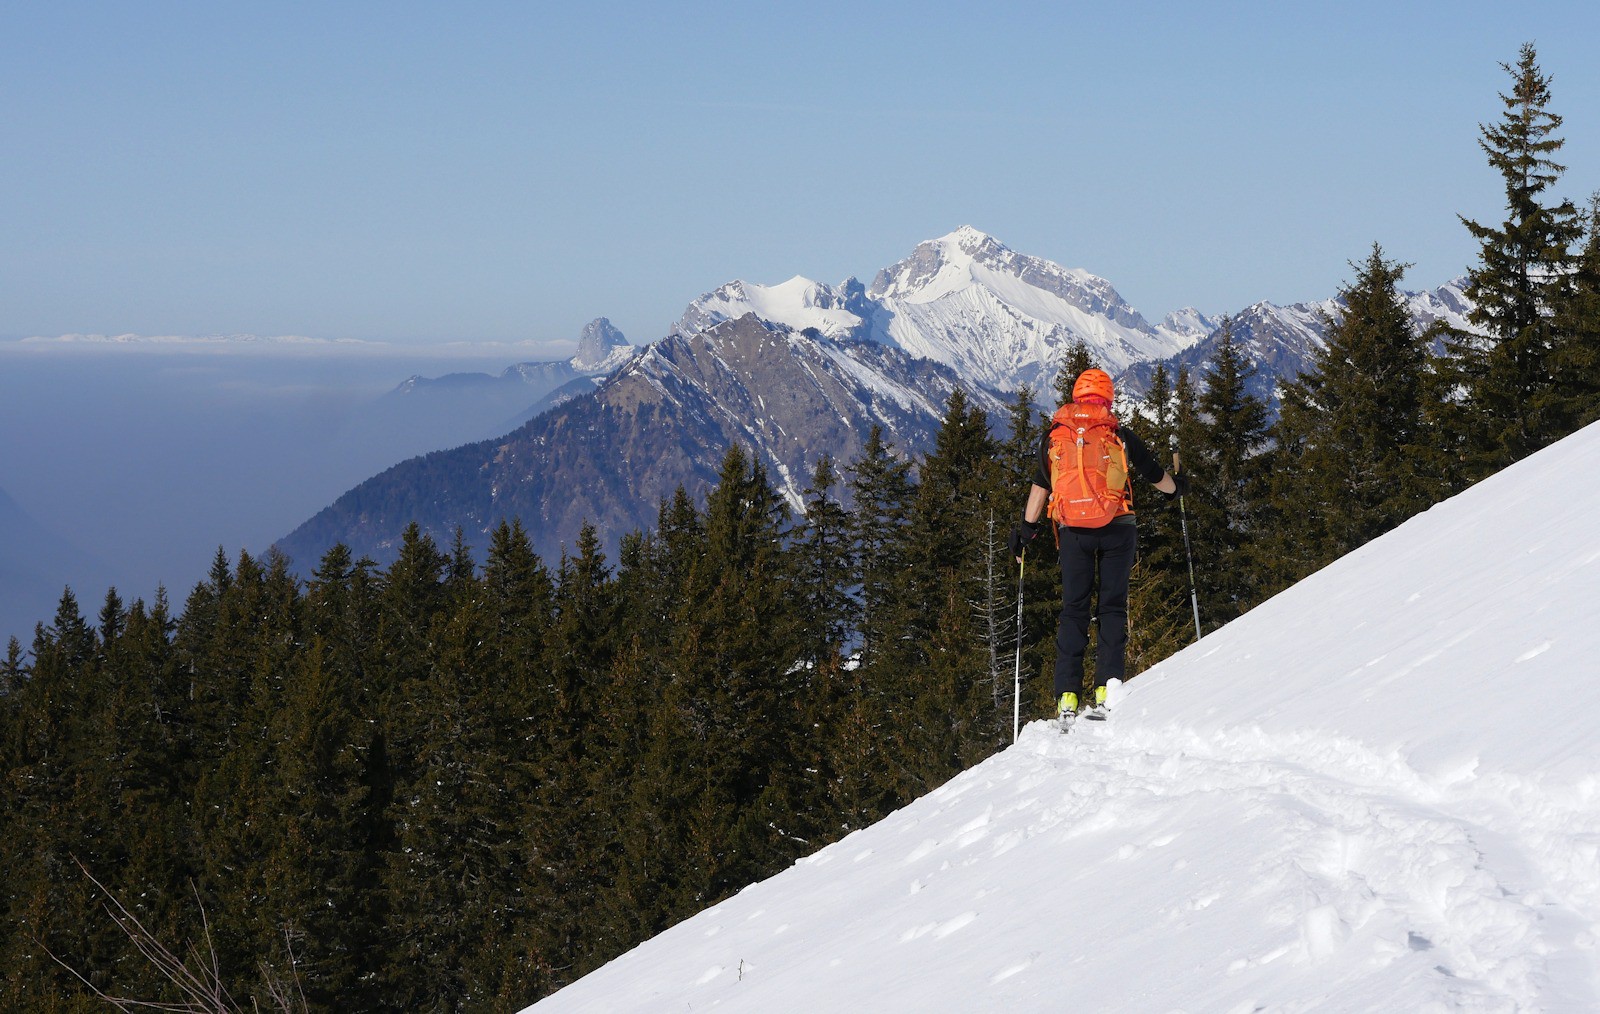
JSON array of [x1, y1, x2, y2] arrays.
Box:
[[3, 44, 1598, 1012]]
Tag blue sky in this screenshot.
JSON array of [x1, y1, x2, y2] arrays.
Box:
[[4, 1, 1598, 346]]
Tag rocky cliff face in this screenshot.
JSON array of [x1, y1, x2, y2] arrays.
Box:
[[573, 317, 635, 372]]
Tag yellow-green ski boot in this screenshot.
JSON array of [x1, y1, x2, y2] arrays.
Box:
[[1084, 684, 1109, 722], [1056, 691, 1078, 732]]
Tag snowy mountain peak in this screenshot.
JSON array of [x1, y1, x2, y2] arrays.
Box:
[[868, 225, 1013, 302], [860, 228, 1192, 389], [670, 228, 1204, 395], [868, 226, 1134, 322], [934, 223, 1012, 267], [947, 222, 999, 247], [1158, 306, 1223, 341]]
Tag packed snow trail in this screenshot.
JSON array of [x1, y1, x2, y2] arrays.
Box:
[[527, 421, 1600, 1013]]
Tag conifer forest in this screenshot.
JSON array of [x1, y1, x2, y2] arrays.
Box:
[[4, 44, 1599, 1012]]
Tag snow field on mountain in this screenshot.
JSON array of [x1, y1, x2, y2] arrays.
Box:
[[814, 341, 947, 419], [878, 279, 1148, 378], [867, 230, 1189, 384], [682, 277, 865, 341], [528, 421, 1600, 1013]]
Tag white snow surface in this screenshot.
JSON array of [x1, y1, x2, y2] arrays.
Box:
[[527, 420, 1600, 1014], [674, 276, 865, 341]]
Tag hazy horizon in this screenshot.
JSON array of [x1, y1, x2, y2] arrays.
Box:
[[0, 341, 576, 642]]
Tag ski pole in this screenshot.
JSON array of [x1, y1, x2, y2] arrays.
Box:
[[1171, 434, 1202, 643], [1012, 556, 1024, 742]]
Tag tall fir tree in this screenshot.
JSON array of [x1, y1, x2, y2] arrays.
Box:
[[847, 426, 915, 668], [886, 390, 1006, 783], [794, 453, 857, 667], [1186, 322, 1271, 629], [999, 385, 1057, 711], [1268, 245, 1438, 591], [1549, 193, 1600, 431], [1122, 363, 1195, 673], [1001, 384, 1043, 491], [1445, 42, 1584, 474], [665, 446, 804, 901], [1053, 337, 1097, 406]]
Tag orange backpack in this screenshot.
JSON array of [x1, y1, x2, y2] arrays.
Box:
[[1047, 402, 1132, 529]]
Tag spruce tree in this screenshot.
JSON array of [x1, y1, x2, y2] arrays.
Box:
[[1122, 363, 1195, 672], [911, 388, 1001, 587], [2, 591, 108, 1008], [191, 550, 306, 1002], [1269, 245, 1437, 589], [1187, 323, 1271, 629], [884, 391, 1006, 783], [0, 635, 22, 695], [1447, 42, 1584, 472], [263, 633, 380, 1007], [1550, 193, 1600, 430], [1001, 385, 1040, 477], [1053, 337, 1097, 406], [479, 519, 563, 1000], [794, 453, 856, 666], [666, 446, 805, 896], [531, 521, 617, 972], [847, 426, 915, 667]]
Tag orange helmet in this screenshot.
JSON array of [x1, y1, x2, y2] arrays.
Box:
[[1072, 368, 1114, 404]]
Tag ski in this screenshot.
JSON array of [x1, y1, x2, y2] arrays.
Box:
[[1058, 706, 1107, 733]]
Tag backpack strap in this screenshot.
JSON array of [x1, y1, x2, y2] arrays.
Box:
[[1074, 423, 1093, 508]]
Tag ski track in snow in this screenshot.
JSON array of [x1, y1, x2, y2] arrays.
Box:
[[530, 705, 1600, 1014], [998, 715, 1600, 1011]]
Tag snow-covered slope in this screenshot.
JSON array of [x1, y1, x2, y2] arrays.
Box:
[[673, 276, 867, 341], [527, 420, 1600, 1013]]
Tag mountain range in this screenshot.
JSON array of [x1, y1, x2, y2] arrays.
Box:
[[275, 228, 1476, 570], [276, 314, 1001, 568]]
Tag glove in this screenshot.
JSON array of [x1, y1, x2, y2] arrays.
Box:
[[1168, 472, 1191, 499], [1008, 519, 1042, 559]]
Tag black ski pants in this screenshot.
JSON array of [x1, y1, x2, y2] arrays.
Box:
[[1054, 521, 1138, 698]]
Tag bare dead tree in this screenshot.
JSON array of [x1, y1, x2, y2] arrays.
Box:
[[45, 858, 306, 1014]]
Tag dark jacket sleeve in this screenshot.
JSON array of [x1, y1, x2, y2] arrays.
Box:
[[1120, 428, 1166, 485], [1033, 428, 1052, 489], [1034, 421, 1165, 489]]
